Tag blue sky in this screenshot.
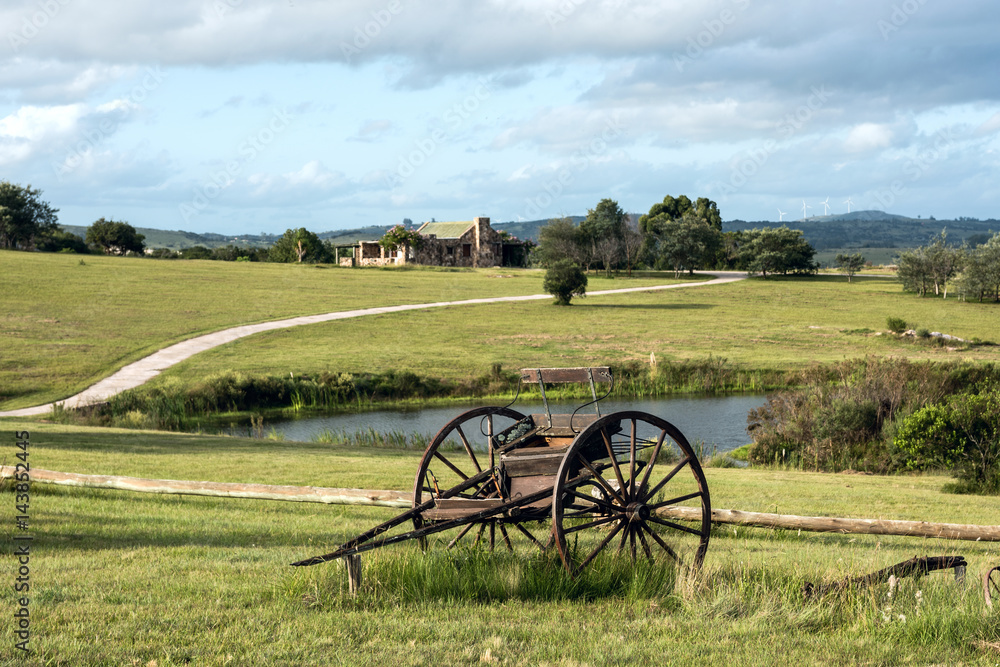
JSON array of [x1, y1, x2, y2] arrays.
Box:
[[2, 0, 999, 235]]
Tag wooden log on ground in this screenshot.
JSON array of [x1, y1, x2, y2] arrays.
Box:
[[803, 555, 968, 598], [0, 466, 411, 507], [657, 505, 1000, 542]]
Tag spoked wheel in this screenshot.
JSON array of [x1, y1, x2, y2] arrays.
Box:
[[552, 411, 711, 576], [985, 566, 1000, 609], [412, 406, 534, 551]]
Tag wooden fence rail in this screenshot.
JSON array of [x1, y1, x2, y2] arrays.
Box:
[[0, 466, 411, 507], [4, 466, 999, 542]]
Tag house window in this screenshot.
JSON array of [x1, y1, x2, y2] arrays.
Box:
[[446, 246, 455, 256], [462, 244, 472, 258]]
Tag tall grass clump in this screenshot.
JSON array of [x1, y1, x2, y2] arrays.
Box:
[[284, 547, 681, 608], [70, 370, 458, 430], [311, 427, 433, 450]]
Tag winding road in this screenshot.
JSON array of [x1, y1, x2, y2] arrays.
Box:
[[0, 271, 746, 418]]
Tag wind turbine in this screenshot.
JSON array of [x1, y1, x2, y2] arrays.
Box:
[[844, 197, 853, 213], [777, 208, 786, 222], [802, 200, 811, 220], [821, 197, 830, 215]]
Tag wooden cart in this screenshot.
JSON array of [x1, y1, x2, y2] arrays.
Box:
[[292, 367, 712, 575]]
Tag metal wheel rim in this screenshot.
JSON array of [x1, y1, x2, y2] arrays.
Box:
[[986, 566, 1000, 609]]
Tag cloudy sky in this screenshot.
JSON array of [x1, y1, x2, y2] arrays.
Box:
[[2, 0, 999, 235]]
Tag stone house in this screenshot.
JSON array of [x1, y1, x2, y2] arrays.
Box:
[[345, 216, 513, 268]]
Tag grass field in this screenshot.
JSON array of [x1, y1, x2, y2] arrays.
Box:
[[2, 423, 999, 665], [151, 274, 1000, 391], [0, 251, 690, 410]]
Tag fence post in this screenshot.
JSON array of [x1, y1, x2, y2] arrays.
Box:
[[345, 555, 362, 596]]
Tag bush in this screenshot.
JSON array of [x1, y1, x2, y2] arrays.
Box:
[[543, 259, 587, 305], [916, 328, 931, 339], [745, 358, 1000, 472], [894, 389, 1000, 494], [886, 316, 907, 333]]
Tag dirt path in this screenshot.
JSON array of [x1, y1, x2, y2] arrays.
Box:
[[0, 271, 746, 417]]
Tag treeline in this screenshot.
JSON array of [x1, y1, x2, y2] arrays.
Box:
[[0, 181, 349, 264], [534, 195, 818, 278], [147, 228, 346, 263], [897, 230, 1000, 302]]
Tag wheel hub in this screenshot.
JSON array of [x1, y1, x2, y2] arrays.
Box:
[[626, 502, 650, 523]]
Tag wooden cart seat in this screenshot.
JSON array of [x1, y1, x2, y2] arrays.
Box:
[[423, 497, 506, 521]]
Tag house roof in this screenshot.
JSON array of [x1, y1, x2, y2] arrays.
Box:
[[416, 220, 474, 239]]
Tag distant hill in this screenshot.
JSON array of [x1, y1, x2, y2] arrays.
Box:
[[725, 211, 998, 251], [493, 216, 584, 242], [58, 225, 281, 250]]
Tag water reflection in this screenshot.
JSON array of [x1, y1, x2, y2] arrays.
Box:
[[226, 395, 765, 454]]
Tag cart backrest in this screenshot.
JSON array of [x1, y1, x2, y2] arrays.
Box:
[[519, 366, 613, 428]]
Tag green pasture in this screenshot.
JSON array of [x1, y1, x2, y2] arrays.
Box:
[[2, 423, 999, 665], [154, 274, 1000, 389], [0, 251, 688, 410]]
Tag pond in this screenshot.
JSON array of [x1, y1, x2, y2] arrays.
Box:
[[229, 394, 767, 454]]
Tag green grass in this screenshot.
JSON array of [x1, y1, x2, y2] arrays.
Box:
[[151, 274, 1000, 390], [0, 251, 689, 410], [3, 423, 1000, 665]]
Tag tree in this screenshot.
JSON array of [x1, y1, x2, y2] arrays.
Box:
[[543, 259, 587, 305], [737, 227, 817, 278], [640, 194, 722, 232], [924, 231, 963, 298], [957, 231, 1000, 302], [896, 247, 932, 296], [534, 217, 587, 267], [0, 181, 59, 250], [86, 218, 146, 255], [639, 195, 723, 274], [834, 253, 866, 282], [650, 212, 721, 277], [269, 227, 328, 263], [580, 199, 628, 276], [378, 224, 424, 257], [37, 229, 88, 254], [620, 218, 644, 277], [896, 231, 964, 298]]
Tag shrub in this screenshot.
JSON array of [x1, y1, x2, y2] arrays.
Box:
[[894, 389, 1000, 494], [745, 357, 995, 472], [916, 328, 931, 339], [543, 259, 587, 305], [886, 316, 907, 333]]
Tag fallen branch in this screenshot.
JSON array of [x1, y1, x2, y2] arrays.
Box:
[[802, 556, 967, 599]]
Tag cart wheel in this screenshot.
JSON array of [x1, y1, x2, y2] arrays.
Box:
[[986, 566, 1000, 609], [413, 406, 527, 550], [552, 411, 711, 576]]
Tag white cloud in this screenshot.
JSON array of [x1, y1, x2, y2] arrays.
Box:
[[0, 104, 86, 140], [845, 123, 894, 153], [976, 111, 1000, 136]]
